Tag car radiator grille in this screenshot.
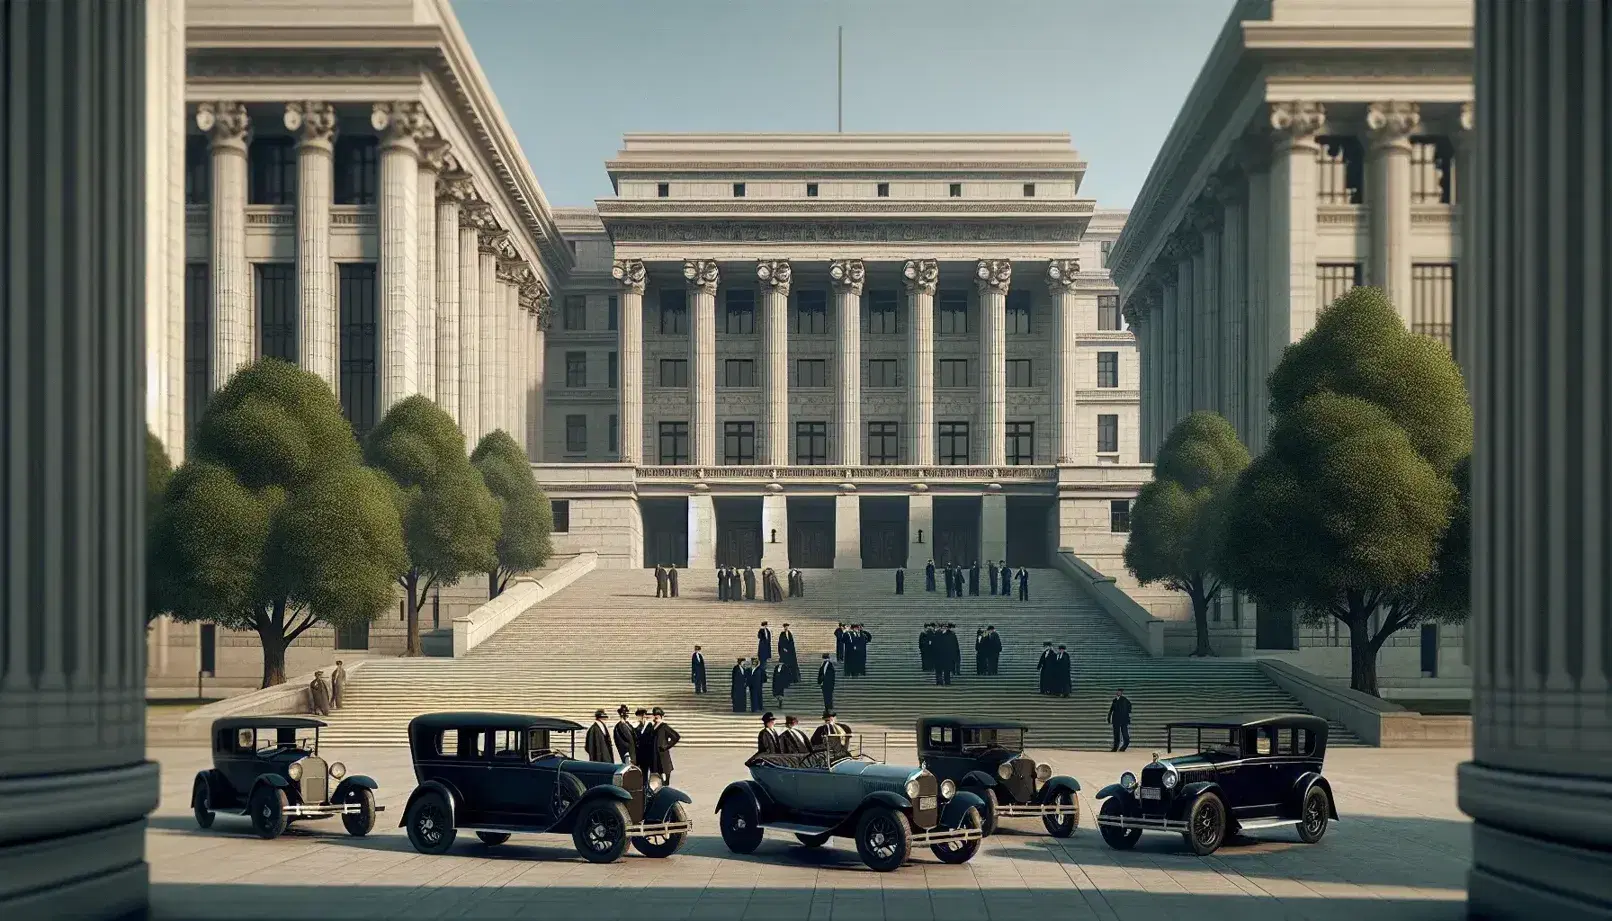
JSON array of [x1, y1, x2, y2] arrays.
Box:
[[1008, 757, 1036, 803], [621, 766, 645, 822], [299, 758, 329, 804], [912, 774, 939, 829], [1138, 765, 1169, 816]]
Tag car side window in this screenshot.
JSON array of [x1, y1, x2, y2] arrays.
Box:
[[1297, 730, 1315, 756], [435, 730, 458, 757], [1253, 728, 1273, 756], [928, 726, 954, 748], [454, 729, 485, 759], [235, 729, 254, 752], [492, 730, 524, 760]]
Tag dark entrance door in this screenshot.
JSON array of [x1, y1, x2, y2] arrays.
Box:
[[199, 623, 217, 675], [715, 497, 763, 567], [1420, 625, 1439, 676], [1255, 604, 1296, 650], [641, 498, 689, 568], [932, 497, 980, 566], [787, 498, 835, 568], [1004, 497, 1053, 567], [859, 497, 908, 569]]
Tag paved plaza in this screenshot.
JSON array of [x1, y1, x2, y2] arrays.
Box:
[[146, 744, 1472, 921]]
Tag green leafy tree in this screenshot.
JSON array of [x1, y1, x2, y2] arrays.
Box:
[[1219, 287, 1471, 694], [1124, 411, 1250, 657], [471, 430, 554, 598], [146, 428, 175, 625], [364, 396, 500, 656], [152, 360, 406, 687]]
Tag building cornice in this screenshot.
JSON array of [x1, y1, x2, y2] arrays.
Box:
[[596, 199, 1095, 220], [606, 162, 1086, 177], [602, 218, 1089, 246]]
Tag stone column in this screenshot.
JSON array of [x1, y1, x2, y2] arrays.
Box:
[[480, 237, 511, 439], [372, 102, 428, 412], [1461, 4, 1612, 917], [147, 0, 188, 460], [434, 174, 471, 424], [904, 259, 938, 464], [1157, 273, 1178, 447], [756, 260, 792, 466], [830, 259, 866, 464], [907, 491, 934, 569], [1125, 300, 1150, 460], [1046, 260, 1080, 462], [981, 492, 1007, 563], [416, 144, 449, 402], [1453, 102, 1475, 369], [1242, 147, 1273, 451], [684, 260, 720, 467], [1194, 202, 1222, 414], [500, 268, 522, 440], [976, 260, 1011, 466], [1367, 101, 1420, 317], [196, 101, 252, 391], [1268, 102, 1327, 347], [1, 1, 159, 914], [457, 206, 487, 446], [760, 491, 789, 571], [284, 102, 337, 387], [611, 259, 647, 464], [1171, 243, 1195, 431], [1214, 178, 1248, 436], [530, 294, 550, 460], [834, 489, 861, 569]]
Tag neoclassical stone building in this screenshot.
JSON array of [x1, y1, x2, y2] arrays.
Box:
[[1108, 0, 1473, 688]]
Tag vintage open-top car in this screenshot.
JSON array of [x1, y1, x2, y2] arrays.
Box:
[[1095, 713, 1338, 856], [716, 735, 987, 871], [400, 712, 693, 864], [192, 716, 381, 840], [916, 716, 1081, 837]]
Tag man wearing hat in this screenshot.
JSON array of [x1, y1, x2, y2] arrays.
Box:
[[1036, 642, 1055, 695], [778, 623, 799, 682], [308, 671, 332, 716], [757, 621, 773, 667], [690, 644, 708, 694], [816, 652, 837, 711], [645, 707, 680, 784], [586, 709, 614, 763], [612, 705, 637, 765], [810, 711, 853, 752], [780, 715, 809, 754], [1053, 644, 1072, 697], [633, 708, 654, 768], [757, 712, 781, 754]]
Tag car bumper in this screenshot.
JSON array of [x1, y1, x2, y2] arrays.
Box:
[[1097, 813, 1185, 833], [910, 825, 984, 847], [283, 802, 385, 818], [995, 802, 1080, 818], [627, 818, 693, 837]]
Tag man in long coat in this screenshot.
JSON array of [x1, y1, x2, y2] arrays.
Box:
[[586, 710, 614, 763], [308, 671, 332, 716], [988, 561, 999, 595], [668, 564, 680, 597], [834, 623, 847, 661], [655, 564, 667, 598], [730, 658, 750, 713], [633, 709, 654, 769], [331, 661, 347, 709], [1018, 567, 1031, 602], [757, 713, 781, 754], [998, 561, 1009, 596], [918, 624, 934, 672], [690, 645, 708, 694], [771, 662, 791, 708], [744, 566, 757, 600], [816, 653, 836, 711], [1053, 645, 1072, 697], [717, 566, 728, 601], [778, 623, 799, 682], [935, 624, 957, 686], [852, 625, 873, 676], [748, 657, 767, 712], [729, 568, 742, 602], [646, 708, 680, 784], [757, 621, 773, 666], [983, 626, 1002, 675], [969, 562, 980, 596], [925, 559, 936, 592], [1036, 642, 1055, 694], [780, 715, 809, 754], [975, 628, 987, 675], [895, 568, 904, 594], [613, 705, 637, 764]]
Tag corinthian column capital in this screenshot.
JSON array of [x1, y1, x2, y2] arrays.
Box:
[[975, 259, 1012, 294], [283, 101, 337, 151], [1460, 101, 1474, 133], [1045, 259, 1080, 293], [612, 258, 647, 294], [195, 101, 252, 151], [1366, 101, 1421, 149], [829, 259, 866, 295], [902, 259, 938, 295], [419, 140, 454, 174], [756, 260, 792, 295], [371, 101, 434, 153], [684, 259, 720, 295], [1269, 101, 1326, 146]]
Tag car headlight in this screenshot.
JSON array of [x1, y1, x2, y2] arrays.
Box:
[[997, 761, 1014, 780], [1120, 771, 1137, 790], [939, 779, 957, 800], [612, 769, 627, 788], [647, 773, 664, 792], [1161, 767, 1178, 789], [905, 778, 922, 798], [1034, 763, 1052, 782], [329, 762, 347, 780], [288, 761, 303, 781]]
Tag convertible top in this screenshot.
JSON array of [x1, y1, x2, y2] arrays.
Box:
[[1164, 714, 1327, 734], [212, 716, 326, 732], [407, 712, 584, 733], [917, 716, 1030, 733]]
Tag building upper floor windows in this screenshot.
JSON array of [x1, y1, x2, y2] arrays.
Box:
[[795, 422, 828, 465], [1098, 294, 1121, 331], [867, 358, 900, 388], [255, 264, 297, 362], [938, 358, 969, 388], [796, 358, 828, 388], [1096, 352, 1119, 388], [1410, 263, 1456, 346], [937, 290, 969, 335], [938, 422, 970, 465], [565, 415, 587, 454], [724, 421, 756, 465], [565, 351, 587, 388], [608, 351, 619, 389], [608, 295, 619, 331], [1006, 359, 1032, 388], [1097, 413, 1119, 454], [657, 182, 670, 198], [1006, 422, 1035, 465], [659, 422, 689, 465], [185, 136, 210, 205], [868, 289, 899, 333], [725, 289, 755, 334], [1099, 239, 1112, 269], [1410, 137, 1456, 204], [876, 182, 890, 197], [333, 136, 379, 206], [949, 183, 962, 197], [1318, 263, 1363, 311], [659, 289, 688, 335], [733, 182, 746, 197], [794, 290, 828, 334], [1110, 499, 1132, 533], [1316, 136, 1365, 205], [867, 422, 900, 465], [248, 137, 296, 206], [564, 295, 587, 331], [659, 358, 688, 388], [1007, 290, 1032, 334], [724, 358, 756, 387]]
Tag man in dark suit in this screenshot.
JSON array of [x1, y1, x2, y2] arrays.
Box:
[[717, 566, 728, 601], [1036, 642, 1055, 694], [730, 658, 749, 713], [612, 705, 636, 765], [1053, 645, 1071, 697], [925, 559, 936, 592], [998, 561, 1010, 597], [816, 653, 836, 711], [668, 564, 680, 597], [895, 568, 905, 594], [988, 561, 999, 595], [655, 564, 667, 598], [690, 645, 708, 694], [748, 657, 766, 713], [834, 623, 847, 661], [780, 715, 809, 754], [778, 623, 798, 682], [633, 708, 654, 769], [1018, 567, 1030, 601], [757, 621, 773, 666], [586, 709, 614, 763], [757, 712, 780, 754], [1106, 689, 1133, 752], [744, 566, 757, 600], [969, 561, 980, 596], [810, 711, 852, 752], [646, 707, 680, 784], [984, 626, 1002, 675]]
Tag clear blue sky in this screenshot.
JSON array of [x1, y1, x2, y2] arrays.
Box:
[[452, 0, 1237, 209]]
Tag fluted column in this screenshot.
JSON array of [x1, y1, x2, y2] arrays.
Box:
[[1171, 242, 1195, 430], [530, 295, 549, 460], [1241, 142, 1273, 452], [521, 277, 549, 459], [1047, 260, 1080, 463], [1194, 204, 1222, 414], [478, 233, 507, 440], [196, 101, 252, 390], [903, 259, 938, 465], [1158, 272, 1179, 441], [1127, 301, 1150, 461], [416, 144, 448, 402], [612, 259, 646, 464], [685, 260, 719, 467], [1453, 102, 1475, 369], [1, 1, 159, 913], [147, 0, 187, 459], [1462, 4, 1612, 917], [977, 259, 1011, 466], [500, 268, 522, 440], [1269, 102, 1327, 346], [757, 260, 792, 466], [284, 102, 337, 387], [435, 174, 471, 424], [372, 102, 429, 411], [457, 206, 486, 446], [830, 259, 866, 464], [1214, 178, 1248, 436], [1367, 101, 1420, 316]]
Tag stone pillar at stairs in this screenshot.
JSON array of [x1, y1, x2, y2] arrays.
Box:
[[688, 490, 717, 571], [760, 492, 788, 571], [907, 492, 934, 570], [981, 493, 1007, 564], [834, 492, 860, 569]]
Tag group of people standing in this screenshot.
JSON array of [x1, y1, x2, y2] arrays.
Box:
[[755, 711, 853, 755], [306, 661, 348, 716], [917, 623, 963, 685], [1036, 643, 1074, 697], [909, 560, 1031, 600], [973, 626, 1004, 675], [653, 564, 681, 598], [833, 623, 873, 677], [717, 622, 802, 713], [708, 565, 801, 602], [584, 704, 681, 784]]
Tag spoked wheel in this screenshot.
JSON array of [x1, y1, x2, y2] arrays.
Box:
[[931, 806, 982, 864], [405, 791, 457, 855], [794, 832, 830, 848], [476, 832, 511, 846], [192, 777, 215, 830], [1186, 794, 1228, 856], [1098, 799, 1141, 850], [1296, 786, 1331, 844], [632, 802, 689, 858], [719, 799, 763, 854], [572, 800, 630, 864], [1041, 790, 1079, 838], [854, 806, 912, 872], [342, 788, 377, 837], [248, 785, 288, 840], [964, 786, 999, 836]]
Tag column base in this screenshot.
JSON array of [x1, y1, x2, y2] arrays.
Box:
[[833, 494, 860, 568], [760, 494, 788, 571]]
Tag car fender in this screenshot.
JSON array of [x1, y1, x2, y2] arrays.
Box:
[[1095, 783, 1132, 801], [960, 770, 997, 790], [939, 790, 985, 829], [1036, 775, 1081, 802], [832, 789, 913, 837], [714, 780, 771, 819], [398, 779, 460, 829], [1166, 781, 1226, 821], [1293, 773, 1340, 820], [645, 786, 692, 823], [548, 784, 631, 835], [332, 774, 378, 806], [191, 770, 218, 809]]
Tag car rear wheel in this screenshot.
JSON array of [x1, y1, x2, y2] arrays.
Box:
[[405, 791, 457, 855], [854, 806, 912, 872], [342, 788, 376, 837], [931, 806, 982, 864], [476, 832, 511, 847], [1041, 789, 1079, 838], [632, 802, 688, 858], [719, 798, 764, 854], [1296, 786, 1330, 844], [1098, 798, 1141, 850], [964, 786, 999, 836], [794, 832, 830, 848], [572, 800, 630, 864], [1186, 793, 1228, 856], [192, 777, 215, 830], [248, 785, 288, 840]]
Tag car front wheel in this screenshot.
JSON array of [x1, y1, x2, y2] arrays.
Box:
[[342, 788, 376, 837], [248, 785, 288, 840], [1296, 786, 1330, 844], [1041, 789, 1079, 838], [572, 800, 630, 864], [1098, 798, 1141, 850], [719, 799, 763, 854], [1186, 793, 1228, 856], [931, 806, 982, 864], [405, 791, 457, 855], [964, 786, 999, 836], [632, 802, 689, 858], [192, 777, 215, 830], [854, 806, 912, 872]]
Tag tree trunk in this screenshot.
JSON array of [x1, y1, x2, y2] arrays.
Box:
[[257, 609, 289, 688], [1346, 613, 1380, 696], [1191, 587, 1214, 657], [488, 569, 501, 600], [404, 569, 421, 657]]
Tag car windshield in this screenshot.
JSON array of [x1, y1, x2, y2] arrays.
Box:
[[960, 728, 1023, 753], [1171, 726, 1241, 756], [254, 727, 317, 754], [827, 734, 881, 765]]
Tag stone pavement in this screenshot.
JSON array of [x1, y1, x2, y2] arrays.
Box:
[[147, 744, 1472, 921]]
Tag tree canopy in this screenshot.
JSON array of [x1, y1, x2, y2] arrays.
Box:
[[471, 429, 554, 597]]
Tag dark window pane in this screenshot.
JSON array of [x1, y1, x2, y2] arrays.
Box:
[[725, 289, 755, 334], [1006, 421, 1034, 465], [1007, 359, 1032, 388], [248, 137, 296, 205], [1411, 263, 1455, 346], [658, 422, 689, 464], [607, 295, 619, 331], [564, 295, 587, 331], [659, 289, 688, 335], [724, 359, 756, 387], [938, 422, 970, 465], [794, 290, 828, 334], [1007, 290, 1032, 334], [796, 359, 828, 388], [185, 136, 211, 205], [608, 351, 619, 389], [566, 351, 587, 388], [1097, 295, 1121, 331], [724, 421, 756, 465], [566, 414, 587, 453], [659, 359, 688, 388], [867, 359, 899, 388], [937, 290, 969, 335], [795, 422, 828, 465], [868, 289, 899, 334], [552, 500, 571, 533], [1110, 499, 1132, 533], [938, 359, 968, 388], [255, 264, 297, 362], [608, 414, 619, 453], [339, 264, 379, 437], [1097, 352, 1119, 388], [867, 422, 900, 464], [333, 136, 379, 206], [1097, 414, 1118, 453], [1317, 263, 1363, 311]]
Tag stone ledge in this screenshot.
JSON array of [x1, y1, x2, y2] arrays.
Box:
[[1257, 659, 1472, 747], [453, 552, 599, 656], [1054, 550, 1164, 657]]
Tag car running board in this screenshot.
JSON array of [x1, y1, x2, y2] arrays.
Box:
[[766, 822, 835, 837], [995, 803, 1078, 817], [281, 802, 381, 818], [1230, 818, 1304, 832], [910, 826, 984, 846], [627, 819, 694, 837]]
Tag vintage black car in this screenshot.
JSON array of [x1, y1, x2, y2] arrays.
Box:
[[916, 716, 1081, 837], [400, 712, 693, 864], [191, 716, 381, 840], [716, 736, 987, 872], [1095, 714, 1338, 856]]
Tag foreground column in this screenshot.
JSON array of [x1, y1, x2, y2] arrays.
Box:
[[977, 260, 1011, 466], [1, 1, 159, 914], [612, 259, 647, 464], [286, 102, 338, 388], [757, 261, 791, 466], [530, 292, 549, 459], [197, 100, 252, 390], [831, 259, 866, 464], [1268, 102, 1326, 345], [1367, 101, 1419, 317], [1460, 4, 1612, 919], [1047, 260, 1079, 462], [372, 102, 427, 411], [904, 260, 938, 465], [685, 260, 719, 467]]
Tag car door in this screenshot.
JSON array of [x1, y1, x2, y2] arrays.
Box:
[[484, 729, 541, 825], [435, 728, 491, 824], [1233, 727, 1285, 817]]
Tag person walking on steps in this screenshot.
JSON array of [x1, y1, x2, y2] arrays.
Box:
[[1017, 566, 1030, 602], [730, 659, 750, 713], [895, 567, 905, 594], [1052, 644, 1071, 697], [690, 645, 708, 694], [308, 671, 332, 716], [667, 564, 680, 597], [983, 626, 1002, 675], [779, 623, 799, 682], [1036, 642, 1055, 695], [816, 653, 837, 712], [1107, 689, 1133, 752], [748, 657, 767, 713], [331, 660, 347, 709], [655, 564, 667, 598], [744, 565, 757, 601], [757, 621, 773, 667], [925, 559, 937, 592]]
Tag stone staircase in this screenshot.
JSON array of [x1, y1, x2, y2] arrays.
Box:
[[318, 568, 1362, 750]]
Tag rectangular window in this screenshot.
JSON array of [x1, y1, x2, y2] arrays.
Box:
[[659, 289, 688, 335], [1316, 136, 1365, 205], [794, 290, 828, 334], [876, 182, 890, 197], [656, 182, 669, 198], [333, 136, 379, 206], [1007, 359, 1032, 388], [184, 263, 211, 444], [867, 358, 900, 388], [1317, 263, 1363, 311], [607, 351, 619, 389], [806, 182, 819, 197], [564, 295, 587, 331], [724, 359, 756, 387], [254, 264, 297, 362], [338, 264, 380, 437], [724, 421, 756, 465], [724, 289, 755, 334], [1410, 137, 1455, 204], [185, 135, 211, 205], [795, 422, 828, 465], [1097, 294, 1122, 331], [658, 422, 689, 464], [868, 289, 899, 334], [949, 183, 962, 197], [1099, 240, 1112, 269], [565, 351, 587, 388], [937, 290, 969, 335], [1411, 263, 1456, 346], [938, 422, 970, 465], [565, 414, 587, 453], [247, 137, 296, 205], [608, 414, 619, 454], [658, 359, 688, 388], [796, 359, 828, 388], [1006, 422, 1035, 465], [607, 295, 619, 331], [1023, 183, 1036, 197], [733, 182, 746, 197], [867, 422, 900, 464], [1007, 290, 1032, 334], [1110, 499, 1132, 533], [335, 620, 370, 651], [938, 358, 969, 388], [1097, 413, 1119, 453], [1097, 352, 1119, 388], [552, 500, 571, 533]]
